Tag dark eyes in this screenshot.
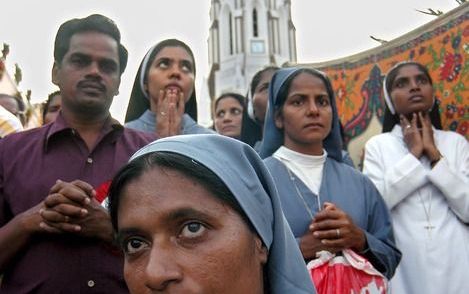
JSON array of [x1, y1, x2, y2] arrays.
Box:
[[394, 75, 429, 89], [70, 56, 89, 67], [157, 59, 169, 69], [216, 108, 242, 118], [156, 59, 193, 73], [216, 110, 226, 118], [255, 83, 269, 93], [181, 61, 193, 73], [318, 96, 330, 106], [232, 108, 242, 115], [122, 237, 149, 255], [69, 55, 118, 74], [417, 76, 429, 84], [289, 96, 329, 107], [120, 221, 207, 256], [291, 99, 304, 106], [180, 222, 206, 238], [100, 60, 118, 73]]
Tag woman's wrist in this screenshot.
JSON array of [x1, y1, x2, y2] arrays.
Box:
[[430, 152, 443, 167]]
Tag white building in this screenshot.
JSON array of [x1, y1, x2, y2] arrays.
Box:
[[207, 0, 297, 100]]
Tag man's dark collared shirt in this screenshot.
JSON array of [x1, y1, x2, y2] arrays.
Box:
[[0, 114, 155, 293]]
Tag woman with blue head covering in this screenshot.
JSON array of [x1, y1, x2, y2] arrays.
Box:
[[107, 134, 316, 293], [259, 67, 400, 280], [125, 39, 213, 137]]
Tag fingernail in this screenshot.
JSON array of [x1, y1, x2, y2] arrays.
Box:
[[81, 209, 88, 215], [313, 232, 319, 237], [39, 222, 45, 228], [321, 240, 327, 244], [75, 226, 81, 232], [84, 197, 91, 204]]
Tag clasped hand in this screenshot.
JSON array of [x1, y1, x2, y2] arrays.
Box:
[[153, 88, 185, 138], [39, 179, 112, 241], [400, 112, 440, 162], [300, 202, 366, 260]]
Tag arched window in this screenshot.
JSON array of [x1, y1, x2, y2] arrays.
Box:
[[252, 9, 258, 37]]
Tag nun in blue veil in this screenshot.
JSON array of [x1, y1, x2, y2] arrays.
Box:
[[107, 134, 316, 293], [259, 67, 400, 280]]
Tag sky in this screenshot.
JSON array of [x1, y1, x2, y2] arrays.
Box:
[[0, 0, 460, 124]]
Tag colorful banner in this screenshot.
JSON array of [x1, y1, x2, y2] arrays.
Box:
[[303, 5, 468, 167]]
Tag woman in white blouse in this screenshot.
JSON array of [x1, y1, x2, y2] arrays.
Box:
[[363, 61, 469, 294]]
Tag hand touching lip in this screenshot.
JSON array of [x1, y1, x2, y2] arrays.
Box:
[[165, 82, 182, 93]]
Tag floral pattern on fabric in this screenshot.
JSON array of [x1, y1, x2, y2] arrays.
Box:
[[313, 10, 468, 141]]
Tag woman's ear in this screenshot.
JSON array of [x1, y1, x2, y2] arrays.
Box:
[[274, 110, 283, 129], [254, 236, 268, 265]]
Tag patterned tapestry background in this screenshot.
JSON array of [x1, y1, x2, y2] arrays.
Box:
[[303, 5, 468, 167]]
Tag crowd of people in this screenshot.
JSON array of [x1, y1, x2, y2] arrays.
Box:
[[0, 13, 467, 294]]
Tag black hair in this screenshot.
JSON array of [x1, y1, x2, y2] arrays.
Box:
[[54, 14, 128, 74], [42, 90, 61, 122], [274, 68, 333, 111], [382, 62, 442, 132], [125, 39, 198, 123], [249, 66, 279, 98], [214, 92, 246, 112], [239, 66, 279, 147], [108, 152, 251, 232]]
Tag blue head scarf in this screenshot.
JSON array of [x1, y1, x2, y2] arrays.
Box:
[[258, 67, 343, 162], [131, 134, 316, 294]]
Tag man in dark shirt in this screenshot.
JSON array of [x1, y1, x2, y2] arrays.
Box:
[[0, 14, 155, 293]]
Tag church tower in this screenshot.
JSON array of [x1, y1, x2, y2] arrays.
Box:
[[207, 0, 296, 100]]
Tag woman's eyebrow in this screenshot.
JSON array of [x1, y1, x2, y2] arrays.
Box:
[[180, 59, 193, 64], [166, 207, 214, 222], [116, 207, 221, 240], [394, 76, 409, 83]]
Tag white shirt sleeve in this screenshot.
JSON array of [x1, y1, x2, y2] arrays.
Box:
[[363, 136, 428, 209], [427, 136, 469, 223]]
